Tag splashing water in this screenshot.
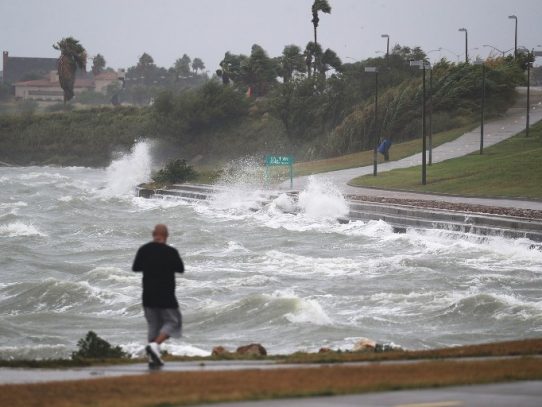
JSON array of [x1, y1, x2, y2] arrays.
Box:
[[101, 141, 152, 197], [209, 157, 270, 212], [297, 176, 349, 219]]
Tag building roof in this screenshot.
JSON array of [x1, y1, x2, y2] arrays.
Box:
[[15, 78, 94, 88], [2, 53, 57, 84], [94, 71, 119, 80]]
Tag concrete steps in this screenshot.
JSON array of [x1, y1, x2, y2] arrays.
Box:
[[136, 184, 542, 244]]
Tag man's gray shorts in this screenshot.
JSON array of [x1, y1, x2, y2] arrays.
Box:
[[144, 307, 182, 342]]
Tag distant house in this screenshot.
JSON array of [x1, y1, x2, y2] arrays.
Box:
[[14, 70, 124, 102], [2, 51, 58, 84], [14, 71, 93, 101]]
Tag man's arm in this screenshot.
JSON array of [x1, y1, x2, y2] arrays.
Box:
[[132, 248, 144, 272], [174, 250, 184, 274]]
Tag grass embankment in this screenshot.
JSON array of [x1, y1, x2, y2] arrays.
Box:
[[350, 121, 542, 199], [294, 125, 475, 177], [1, 357, 541, 407]]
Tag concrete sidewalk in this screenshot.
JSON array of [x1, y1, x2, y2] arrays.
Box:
[[1, 355, 536, 385], [200, 381, 542, 407], [283, 87, 542, 211]]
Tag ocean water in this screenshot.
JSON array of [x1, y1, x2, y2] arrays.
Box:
[[1, 142, 541, 360]]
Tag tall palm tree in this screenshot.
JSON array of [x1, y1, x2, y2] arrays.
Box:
[[311, 0, 331, 45], [53, 37, 87, 103]]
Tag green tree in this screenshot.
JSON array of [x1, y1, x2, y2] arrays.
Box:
[[241, 44, 278, 96], [217, 51, 248, 85], [191, 57, 205, 75], [91, 53, 106, 75], [53, 37, 87, 103], [174, 54, 192, 79], [279, 45, 306, 83]]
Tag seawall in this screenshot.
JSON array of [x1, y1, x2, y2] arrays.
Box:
[[136, 184, 542, 244]]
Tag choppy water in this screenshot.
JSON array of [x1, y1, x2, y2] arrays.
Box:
[[1, 143, 541, 360]]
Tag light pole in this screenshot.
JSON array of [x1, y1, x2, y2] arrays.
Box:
[[410, 60, 431, 185], [458, 28, 468, 63], [440, 47, 461, 63], [365, 67, 379, 176], [508, 15, 518, 58], [474, 59, 486, 154], [483, 44, 514, 58], [526, 59, 532, 137], [381, 34, 390, 58]]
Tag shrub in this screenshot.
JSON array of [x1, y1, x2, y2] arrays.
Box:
[[152, 159, 197, 184], [71, 331, 128, 359]]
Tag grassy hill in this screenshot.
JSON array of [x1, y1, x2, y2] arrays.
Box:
[[350, 120, 542, 199]]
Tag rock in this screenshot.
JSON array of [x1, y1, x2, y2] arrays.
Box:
[[353, 338, 377, 352], [211, 346, 230, 356], [318, 347, 332, 353], [236, 343, 267, 356]]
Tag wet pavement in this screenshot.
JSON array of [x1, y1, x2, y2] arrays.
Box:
[[200, 381, 542, 407]]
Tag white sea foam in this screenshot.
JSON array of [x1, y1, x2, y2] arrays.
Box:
[[121, 342, 211, 358], [270, 289, 333, 326], [297, 176, 349, 219], [0, 221, 45, 237], [100, 141, 152, 197]]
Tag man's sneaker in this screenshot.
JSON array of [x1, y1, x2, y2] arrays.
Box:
[[145, 342, 164, 367]]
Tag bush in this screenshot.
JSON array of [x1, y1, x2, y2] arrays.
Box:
[[71, 331, 128, 359], [152, 159, 197, 184]]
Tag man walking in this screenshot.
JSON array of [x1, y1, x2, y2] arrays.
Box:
[[132, 224, 184, 368]]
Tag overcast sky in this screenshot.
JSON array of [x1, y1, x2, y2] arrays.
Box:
[[2, 0, 541, 71]]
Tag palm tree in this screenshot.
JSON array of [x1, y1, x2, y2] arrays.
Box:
[[280, 45, 306, 83], [191, 58, 205, 75], [53, 37, 87, 103], [311, 0, 331, 45], [91, 54, 106, 76]]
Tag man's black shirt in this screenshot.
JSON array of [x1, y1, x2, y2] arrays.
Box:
[[132, 242, 184, 308]]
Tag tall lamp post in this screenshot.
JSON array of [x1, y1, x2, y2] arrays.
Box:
[[426, 49, 441, 165], [458, 28, 468, 63], [508, 15, 518, 58], [365, 67, 379, 176], [410, 60, 431, 185], [473, 59, 486, 154], [381, 34, 390, 58], [526, 58, 532, 137]]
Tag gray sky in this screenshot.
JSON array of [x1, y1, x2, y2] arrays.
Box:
[[2, 0, 541, 71]]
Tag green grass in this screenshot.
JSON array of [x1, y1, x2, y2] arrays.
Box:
[[294, 124, 476, 177], [350, 121, 542, 199]]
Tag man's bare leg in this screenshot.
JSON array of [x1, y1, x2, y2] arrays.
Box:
[[153, 333, 170, 345]]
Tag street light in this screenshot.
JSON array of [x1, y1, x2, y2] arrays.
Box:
[[458, 28, 468, 63], [365, 67, 379, 176], [410, 60, 431, 185], [381, 34, 390, 58], [526, 58, 532, 137], [440, 47, 461, 63], [473, 59, 486, 154], [483, 44, 514, 58], [508, 15, 518, 58]]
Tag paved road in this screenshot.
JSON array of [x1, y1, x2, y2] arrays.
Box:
[[282, 87, 542, 211], [200, 381, 542, 407]]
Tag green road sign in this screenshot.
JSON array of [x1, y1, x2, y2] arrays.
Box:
[[265, 155, 294, 166], [264, 155, 294, 189]]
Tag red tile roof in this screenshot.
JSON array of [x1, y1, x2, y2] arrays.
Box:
[[15, 78, 95, 88]]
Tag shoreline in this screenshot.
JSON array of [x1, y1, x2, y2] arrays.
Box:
[[2, 337, 541, 369], [1, 339, 541, 406]]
